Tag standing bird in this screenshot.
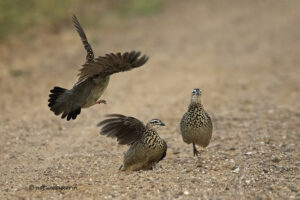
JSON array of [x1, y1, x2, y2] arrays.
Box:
[[48, 15, 148, 120], [180, 88, 213, 157], [98, 114, 167, 171]]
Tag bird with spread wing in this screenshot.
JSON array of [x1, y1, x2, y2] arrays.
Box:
[[48, 15, 148, 120], [98, 114, 167, 171]]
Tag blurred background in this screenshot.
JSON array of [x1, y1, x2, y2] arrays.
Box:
[[0, 0, 163, 41], [1, 0, 299, 199]]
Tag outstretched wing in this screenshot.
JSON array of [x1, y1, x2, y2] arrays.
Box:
[[97, 114, 146, 145], [77, 51, 148, 83], [72, 15, 94, 63]]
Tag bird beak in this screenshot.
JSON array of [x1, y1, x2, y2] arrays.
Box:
[[160, 122, 165, 126]]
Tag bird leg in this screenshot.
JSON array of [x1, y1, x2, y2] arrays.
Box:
[[95, 99, 106, 104], [193, 143, 200, 157], [119, 164, 124, 171]]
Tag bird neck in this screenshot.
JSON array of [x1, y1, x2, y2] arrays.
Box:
[[146, 124, 158, 132], [146, 123, 153, 128], [188, 102, 204, 112]]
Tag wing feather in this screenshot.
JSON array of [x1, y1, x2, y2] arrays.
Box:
[[77, 51, 148, 83], [72, 15, 94, 63], [97, 114, 146, 145]]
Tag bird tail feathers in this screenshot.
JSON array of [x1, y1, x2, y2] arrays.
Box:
[[48, 86, 81, 121]]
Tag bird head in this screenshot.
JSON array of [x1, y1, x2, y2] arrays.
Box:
[[191, 88, 202, 103], [147, 119, 165, 129]]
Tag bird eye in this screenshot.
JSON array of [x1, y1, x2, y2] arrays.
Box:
[[192, 88, 201, 95], [151, 119, 159, 124]]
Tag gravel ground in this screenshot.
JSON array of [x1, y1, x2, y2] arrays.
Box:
[[0, 0, 299, 199]]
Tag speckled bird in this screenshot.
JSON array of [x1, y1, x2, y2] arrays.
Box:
[[98, 114, 167, 171], [48, 15, 148, 121], [180, 88, 213, 157]]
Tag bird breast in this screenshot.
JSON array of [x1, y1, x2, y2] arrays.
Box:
[[83, 76, 110, 107], [180, 109, 213, 147], [142, 130, 166, 151]]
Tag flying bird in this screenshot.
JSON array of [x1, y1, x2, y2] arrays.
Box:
[[48, 15, 148, 120], [180, 88, 213, 157], [98, 114, 167, 171]]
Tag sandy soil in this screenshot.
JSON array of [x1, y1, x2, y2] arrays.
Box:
[[1, 0, 299, 199]]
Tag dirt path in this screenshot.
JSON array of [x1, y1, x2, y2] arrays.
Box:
[[1, 0, 299, 199]]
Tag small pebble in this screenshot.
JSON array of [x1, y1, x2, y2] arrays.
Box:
[[232, 167, 240, 173], [272, 156, 280, 163], [196, 163, 203, 168]]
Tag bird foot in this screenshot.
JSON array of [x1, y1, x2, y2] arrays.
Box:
[[193, 143, 200, 157], [95, 99, 106, 104]]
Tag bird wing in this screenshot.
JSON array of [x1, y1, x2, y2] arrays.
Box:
[[77, 51, 148, 83], [72, 15, 94, 63], [97, 114, 146, 145]]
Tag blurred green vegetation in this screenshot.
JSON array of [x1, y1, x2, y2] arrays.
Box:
[[113, 0, 163, 17], [0, 0, 78, 40], [0, 0, 164, 42]]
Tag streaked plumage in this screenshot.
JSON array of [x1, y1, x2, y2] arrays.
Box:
[[48, 15, 148, 121], [98, 114, 167, 171], [180, 88, 213, 157]]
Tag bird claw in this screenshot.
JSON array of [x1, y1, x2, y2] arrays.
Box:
[[193, 144, 200, 157], [193, 149, 199, 157], [96, 99, 106, 104]]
